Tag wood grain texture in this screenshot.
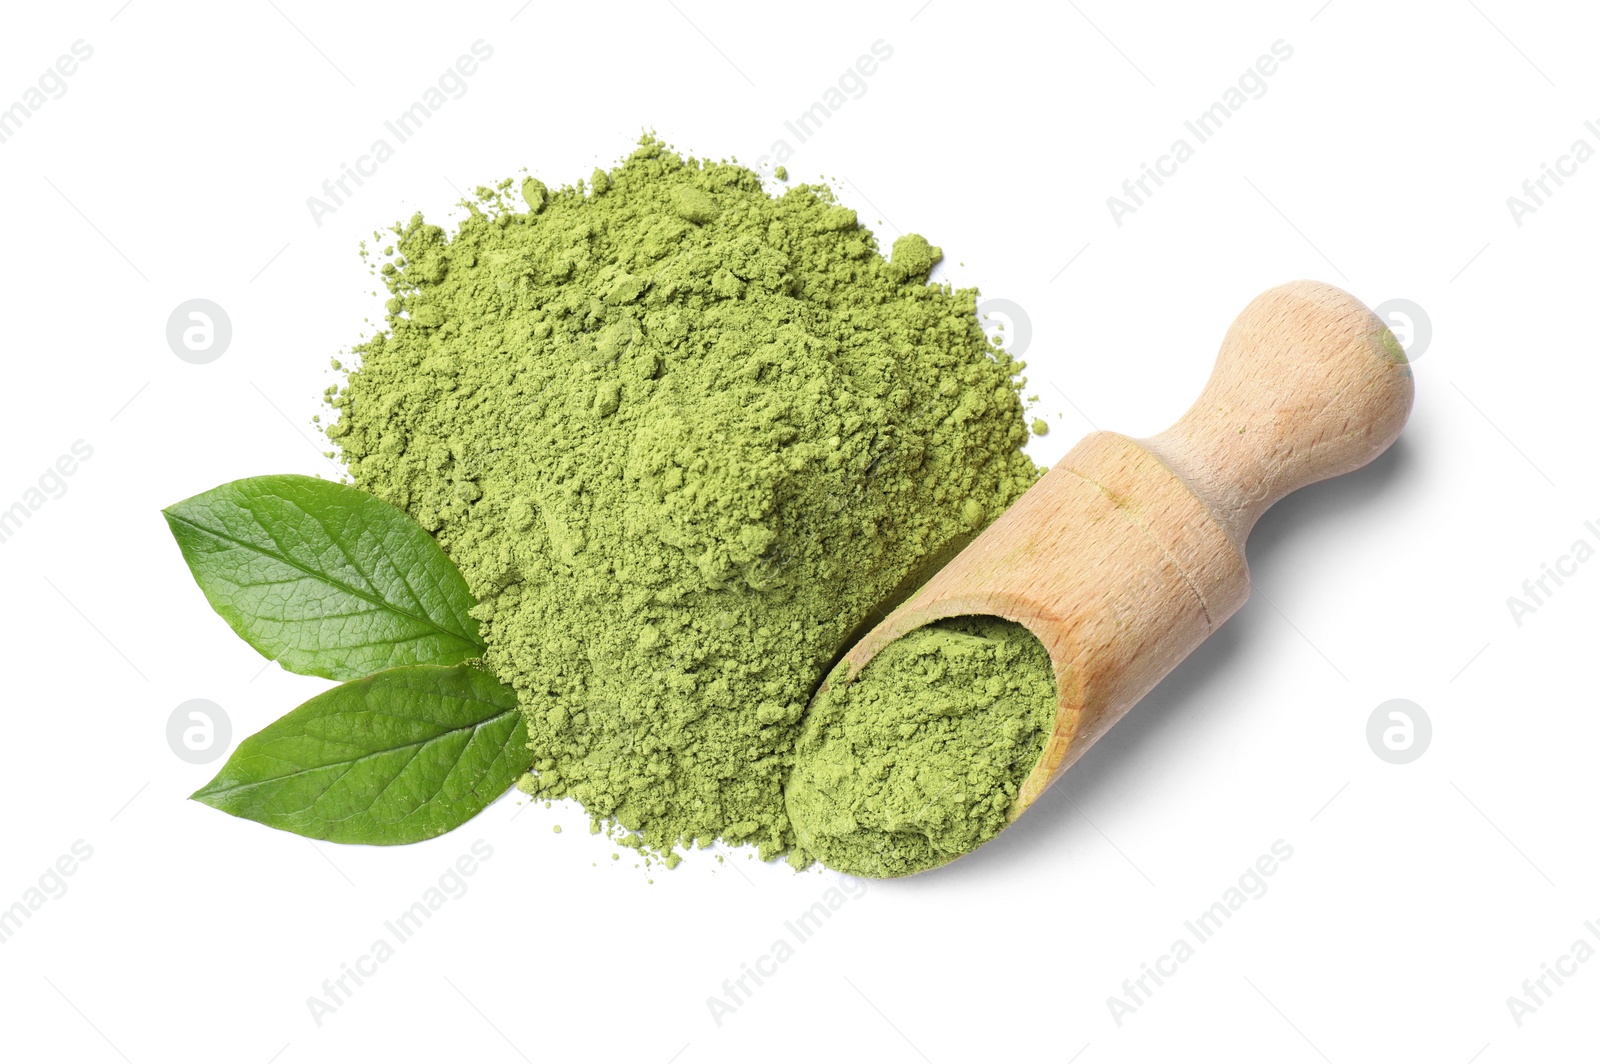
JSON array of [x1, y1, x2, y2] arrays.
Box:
[[834, 281, 1414, 823]]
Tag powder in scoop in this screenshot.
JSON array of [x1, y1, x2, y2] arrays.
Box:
[[786, 616, 1057, 877], [326, 137, 1039, 865]]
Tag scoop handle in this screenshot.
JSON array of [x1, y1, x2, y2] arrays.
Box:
[[1140, 281, 1414, 547]]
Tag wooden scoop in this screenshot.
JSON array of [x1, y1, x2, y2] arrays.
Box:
[[832, 280, 1413, 824]]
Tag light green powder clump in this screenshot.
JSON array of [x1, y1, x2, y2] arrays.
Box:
[[787, 617, 1057, 877], [327, 137, 1039, 864]]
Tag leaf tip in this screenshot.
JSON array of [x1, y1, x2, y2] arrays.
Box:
[[189, 777, 226, 806]]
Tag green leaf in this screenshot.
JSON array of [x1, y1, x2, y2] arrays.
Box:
[[163, 474, 484, 680], [191, 664, 528, 844]]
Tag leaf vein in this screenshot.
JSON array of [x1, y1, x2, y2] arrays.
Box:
[[167, 509, 482, 650]]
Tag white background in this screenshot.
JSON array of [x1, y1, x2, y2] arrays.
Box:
[[0, 2, 1592, 1061]]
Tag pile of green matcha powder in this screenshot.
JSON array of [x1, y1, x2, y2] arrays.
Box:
[[326, 136, 1045, 870], [787, 617, 1058, 877]]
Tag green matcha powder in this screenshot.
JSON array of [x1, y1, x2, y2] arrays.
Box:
[[327, 137, 1052, 872], [788, 617, 1057, 877]]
